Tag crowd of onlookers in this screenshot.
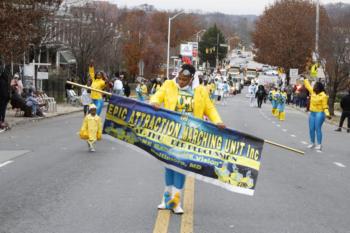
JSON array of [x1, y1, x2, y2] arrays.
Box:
[[1, 67, 49, 130]]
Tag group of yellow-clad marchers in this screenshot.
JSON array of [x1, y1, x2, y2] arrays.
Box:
[[267, 77, 331, 152], [76, 61, 334, 215], [78, 63, 225, 214]]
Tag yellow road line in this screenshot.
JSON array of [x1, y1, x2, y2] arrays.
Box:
[[180, 177, 195, 233], [153, 209, 171, 233]]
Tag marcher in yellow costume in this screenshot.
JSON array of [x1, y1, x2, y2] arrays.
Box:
[[151, 64, 225, 214], [303, 78, 331, 151], [268, 87, 278, 116], [79, 104, 102, 152]]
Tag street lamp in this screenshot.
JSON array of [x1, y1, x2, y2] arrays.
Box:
[[167, 11, 185, 79], [195, 29, 206, 70]]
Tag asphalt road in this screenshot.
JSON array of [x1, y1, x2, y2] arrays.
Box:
[[0, 91, 349, 233]]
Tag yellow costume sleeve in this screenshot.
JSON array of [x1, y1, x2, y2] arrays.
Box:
[[202, 87, 223, 124], [304, 79, 314, 95], [79, 117, 89, 140], [97, 117, 102, 140], [150, 81, 168, 105], [89, 66, 95, 81], [322, 94, 330, 117]]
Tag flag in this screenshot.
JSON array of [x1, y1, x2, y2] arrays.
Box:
[[103, 95, 265, 196]]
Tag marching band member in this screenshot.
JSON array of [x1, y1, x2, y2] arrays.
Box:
[[276, 88, 287, 121], [303, 78, 331, 151], [268, 87, 278, 116], [150, 64, 225, 214], [79, 104, 102, 152]]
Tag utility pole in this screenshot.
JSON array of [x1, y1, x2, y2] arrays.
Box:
[[216, 33, 219, 68], [195, 29, 206, 70], [315, 0, 320, 57], [166, 11, 184, 79]]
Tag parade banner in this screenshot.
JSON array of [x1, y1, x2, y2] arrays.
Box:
[[103, 95, 265, 196]]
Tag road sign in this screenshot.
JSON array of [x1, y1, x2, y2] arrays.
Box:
[[289, 69, 298, 78], [180, 44, 193, 57], [37, 66, 49, 80]]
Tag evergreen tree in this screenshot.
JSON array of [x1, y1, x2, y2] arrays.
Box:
[[199, 25, 227, 68]]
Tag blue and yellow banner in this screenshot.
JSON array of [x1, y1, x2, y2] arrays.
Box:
[[103, 95, 265, 196]]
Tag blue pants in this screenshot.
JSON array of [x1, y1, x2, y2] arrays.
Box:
[[92, 99, 104, 116], [277, 103, 285, 112], [165, 168, 185, 189], [137, 93, 145, 102], [272, 100, 277, 109], [309, 112, 325, 145]]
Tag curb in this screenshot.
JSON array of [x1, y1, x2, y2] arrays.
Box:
[[6, 108, 83, 129]]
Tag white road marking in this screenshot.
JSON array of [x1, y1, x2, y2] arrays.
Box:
[[272, 121, 276, 124], [0, 160, 14, 168], [301, 141, 308, 145], [333, 162, 346, 168], [290, 134, 297, 138], [282, 129, 288, 132], [276, 124, 281, 127]]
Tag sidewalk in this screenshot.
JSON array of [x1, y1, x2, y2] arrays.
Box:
[[4, 104, 83, 129]]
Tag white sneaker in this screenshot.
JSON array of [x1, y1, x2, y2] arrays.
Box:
[[307, 144, 315, 149], [157, 202, 166, 209], [172, 205, 184, 215], [315, 144, 322, 151], [157, 191, 171, 210]]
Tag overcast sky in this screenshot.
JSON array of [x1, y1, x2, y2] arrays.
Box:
[[110, 0, 350, 15]]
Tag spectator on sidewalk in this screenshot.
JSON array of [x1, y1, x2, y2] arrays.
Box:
[[25, 88, 44, 117], [65, 78, 74, 102], [123, 81, 131, 97], [10, 73, 23, 95], [0, 65, 11, 127], [113, 77, 123, 96], [81, 88, 91, 116], [335, 89, 350, 133], [299, 85, 308, 108], [10, 86, 32, 117], [285, 84, 293, 105]]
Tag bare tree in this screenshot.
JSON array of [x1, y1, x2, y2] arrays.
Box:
[[325, 10, 350, 115], [252, 0, 331, 73], [0, 0, 62, 62], [65, 2, 118, 82]]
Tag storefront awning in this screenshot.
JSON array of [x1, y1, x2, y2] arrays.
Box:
[[59, 51, 76, 65]]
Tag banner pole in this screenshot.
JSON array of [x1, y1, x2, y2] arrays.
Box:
[[66, 81, 112, 96], [67, 81, 305, 156], [264, 140, 304, 156]]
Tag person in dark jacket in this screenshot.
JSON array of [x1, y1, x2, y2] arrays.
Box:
[[256, 85, 267, 108], [0, 65, 11, 124], [123, 81, 131, 97], [335, 89, 350, 133]]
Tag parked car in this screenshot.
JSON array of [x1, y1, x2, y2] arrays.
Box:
[[264, 69, 278, 76]]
